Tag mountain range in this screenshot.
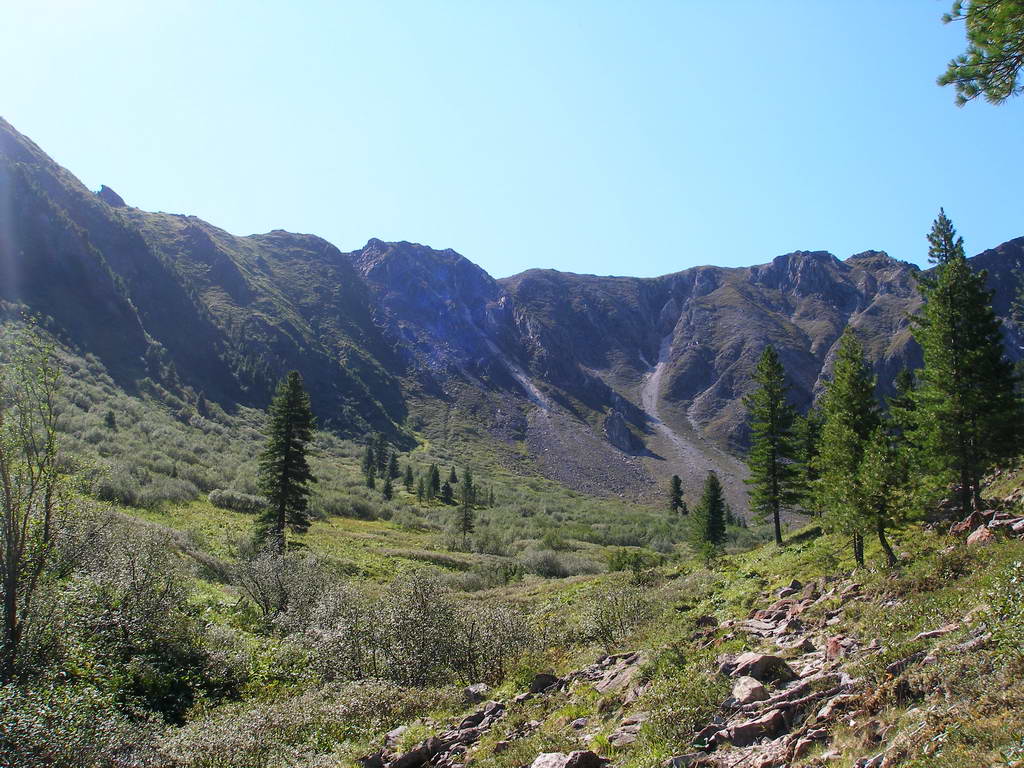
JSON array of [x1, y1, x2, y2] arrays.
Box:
[[2, 116, 1022, 514]]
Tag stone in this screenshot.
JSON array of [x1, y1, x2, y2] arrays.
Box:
[[96, 184, 126, 207], [663, 755, 706, 768], [384, 725, 408, 749], [693, 723, 724, 747], [778, 579, 802, 598], [793, 728, 828, 757], [949, 510, 987, 535], [721, 708, 786, 747], [826, 636, 844, 660], [729, 652, 797, 684], [967, 526, 996, 547], [604, 410, 644, 453], [530, 752, 607, 768], [463, 683, 490, 703], [817, 693, 857, 721], [529, 673, 561, 693], [731, 675, 769, 704], [564, 752, 608, 768], [570, 717, 589, 730], [911, 623, 959, 642], [593, 651, 646, 694], [609, 728, 638, 746], [391, 739, 440, 768]]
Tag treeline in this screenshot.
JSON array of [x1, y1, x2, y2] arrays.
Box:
[[742, 210, 1022, 565]]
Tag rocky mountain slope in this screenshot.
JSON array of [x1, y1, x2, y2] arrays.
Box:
[[3, 116, 1023, 512]]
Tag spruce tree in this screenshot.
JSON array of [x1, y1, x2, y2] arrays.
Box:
[[691, 471, 726, 548], [403, 464, 414, 491], [257, 371, 316, 551], [382, 476, 393, 501], [458, 478, 476, 549], [858, 426, 905, 567], [361, 446, 375, 485], [461, 467, 475, 506], [387, 451, 400, 480], [428, 464, 441, 499], [744, 345, 799, 545], [669, 474, 685, 514], [373, 433, 388, 476], [441, 480, 454, 505], [912, 209, 1021, 518], [793, 408, 823, 513], [448, 466, 459, 484], [815, 328, 879, 567], [416, 476, 425, 502]]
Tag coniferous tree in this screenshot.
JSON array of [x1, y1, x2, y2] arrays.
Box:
[[912, 210, 1021, 518], [448, 466, 459, 485], [257, 371, 316, 551], [793, 408, 824, 513], [416, 476, 425, 502], [382, 476, 393, 501], [428, 464, 441, 499], [461, 467, 476, 506], [669, 474, 685, 514], [815, 329, 879, 567], [373, 433, 388, 476], [387, 451, 400, 480], [691, 471, 727, 548], [858, 426, 905, 567], [361, 446, 375, 486], [458, 478, 476, 549], [745, 345, 799, 546], [441, 480, 454, 505], [887, 368, 918, 442], [403, 464, 414, 492]]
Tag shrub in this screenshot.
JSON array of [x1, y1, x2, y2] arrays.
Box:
[[209, 488, 267, 514], [235, 550, 332, 622], [582, 577, 656, 648], [0, 683, 160, 767], [987, 559, 1024, 667], [519, 548, 602, 578]]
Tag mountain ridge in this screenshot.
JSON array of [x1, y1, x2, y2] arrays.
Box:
[[3, 115, 1023, 513]]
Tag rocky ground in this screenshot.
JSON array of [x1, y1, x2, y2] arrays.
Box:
[[356, 498, 1024, 768]]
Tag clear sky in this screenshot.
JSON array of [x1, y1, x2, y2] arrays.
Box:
[[3, 1, 1022, 278]]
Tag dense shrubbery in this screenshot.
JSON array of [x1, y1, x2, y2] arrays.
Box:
[[209, 488, 267, 514], [518, 548, 603, 578], [582, 577, 658, 648], [270, 566, 533, 687]]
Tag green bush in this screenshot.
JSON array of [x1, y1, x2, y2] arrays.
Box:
[[209, 488, 267, 514]]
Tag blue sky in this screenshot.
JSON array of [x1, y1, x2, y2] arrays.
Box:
[[3, 1, 1022, 278]]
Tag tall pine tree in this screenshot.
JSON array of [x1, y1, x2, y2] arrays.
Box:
[[815, 328, 879, 567], [793, 408, 823, 514], [257, 371, 316, 551], [669, 474, 685, 514], [691, 471, 727, 548], [913, 209, 1021, 518], [744, 345, 799, 545]]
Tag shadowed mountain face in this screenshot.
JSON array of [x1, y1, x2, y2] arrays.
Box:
[[3, 116, 1023, 511]]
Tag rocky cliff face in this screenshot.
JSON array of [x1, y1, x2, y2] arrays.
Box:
[[3, 116, 1022, 511]]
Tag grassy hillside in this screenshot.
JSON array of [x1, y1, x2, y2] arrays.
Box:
[[4, 318, 1023, 767]]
